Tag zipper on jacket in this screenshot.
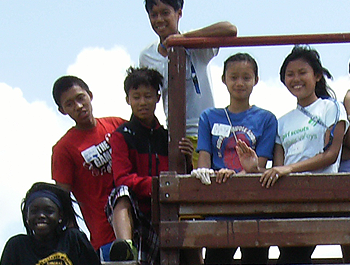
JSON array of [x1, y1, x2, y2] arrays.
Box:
[[148, 129, 153, 176], [156, 153, 159, 176]]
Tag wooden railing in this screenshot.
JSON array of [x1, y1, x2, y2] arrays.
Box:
[[167, 32, 350, 173], [152, 172, 350, 264], [159, 33, 350, 264]]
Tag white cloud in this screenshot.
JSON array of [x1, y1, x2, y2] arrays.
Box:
[[0, 82, 73, 252]]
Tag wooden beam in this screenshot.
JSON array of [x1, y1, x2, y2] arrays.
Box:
[[158, 173, 350, 203], [166, 32, 350, 48], [159, 218, 350, 248]]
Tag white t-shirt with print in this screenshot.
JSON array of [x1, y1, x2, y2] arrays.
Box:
[[276, 98, 348, 173]]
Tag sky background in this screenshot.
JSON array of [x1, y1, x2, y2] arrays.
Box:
[[1, 0, 350, 259]]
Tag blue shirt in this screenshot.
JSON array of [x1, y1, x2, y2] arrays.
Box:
[[197, 106, 277, 172]]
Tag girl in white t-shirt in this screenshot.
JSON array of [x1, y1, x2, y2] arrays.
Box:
[[237, 45, 348, 264]]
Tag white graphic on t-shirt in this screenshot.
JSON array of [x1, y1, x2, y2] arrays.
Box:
[[81, 133, 112, 177]]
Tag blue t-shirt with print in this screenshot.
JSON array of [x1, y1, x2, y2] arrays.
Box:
[[197, 106, 277, 172]]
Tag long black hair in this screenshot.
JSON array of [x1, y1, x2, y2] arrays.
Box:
[[280, 45, 335, 99], [21, 182, 79, 235]]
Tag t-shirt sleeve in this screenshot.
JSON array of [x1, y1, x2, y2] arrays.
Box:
[[196, 110, 212, 154], [139, 43, 156, 68], [192, 48, 218, 65], [325, 100, 349, 134], [51, 143, 75, 185], [255, 112, 278, 160], [139, 51, 146, 67]]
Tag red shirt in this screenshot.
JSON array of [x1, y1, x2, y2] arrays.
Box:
[[52, 117, 125, 250]]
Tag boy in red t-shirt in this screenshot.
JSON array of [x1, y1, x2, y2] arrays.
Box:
[[51, 75, 125, 261]]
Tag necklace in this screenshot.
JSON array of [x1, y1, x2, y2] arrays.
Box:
[[224, 108, 238, 142]]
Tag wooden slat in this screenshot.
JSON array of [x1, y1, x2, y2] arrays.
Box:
[[179, 202, 350, 216], [159, 218, 350, 248], [159, 173, 350, 203], [166, 33, 350, 48]]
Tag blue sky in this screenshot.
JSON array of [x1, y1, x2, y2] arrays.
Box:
[[1, 0, 350, 259]]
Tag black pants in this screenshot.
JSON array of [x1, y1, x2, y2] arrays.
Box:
[[277, 246, 315, 264], [205, 247, 269, 264]]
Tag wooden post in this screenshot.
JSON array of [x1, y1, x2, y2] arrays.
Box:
[[168, 46, 186, 174]]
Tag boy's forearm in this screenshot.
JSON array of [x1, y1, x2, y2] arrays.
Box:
[[182, 21, 237, 38]]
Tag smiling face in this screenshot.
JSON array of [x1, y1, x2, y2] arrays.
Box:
[[148, 1, 182, 42], [126, 84, 160, 127], [27, 197, 62, 241], [222, 61, 258, 102], [284, 58, 321, 107], [59, 85, 95, 130]]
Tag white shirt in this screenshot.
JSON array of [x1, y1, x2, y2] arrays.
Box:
[[277, 98, 348, 173], [139, 41, 218, 137]]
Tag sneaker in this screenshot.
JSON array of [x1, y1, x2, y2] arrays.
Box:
[[109, 239, 137, 261]]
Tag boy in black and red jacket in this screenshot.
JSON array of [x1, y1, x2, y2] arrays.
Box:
[[105, 67, 193, 264]]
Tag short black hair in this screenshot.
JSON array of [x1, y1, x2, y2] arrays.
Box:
[[145, 0, 184, 13], [124, 66, 163, 96], [21, 182, 79, 236], [52, 75, 90, 108]]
